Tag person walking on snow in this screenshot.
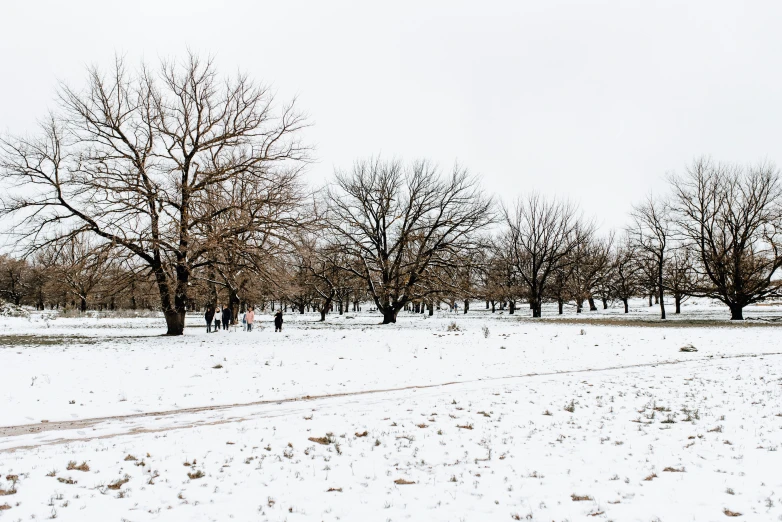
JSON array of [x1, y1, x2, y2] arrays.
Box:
[[214, 306, 222, 332], [222, 304, 232, 331], [205, 306, 215, 333], [246, 307, 255, 332], [274, 310, 283, 332]]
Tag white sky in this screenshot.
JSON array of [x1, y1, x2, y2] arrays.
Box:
[[2, 0, 781, 230]]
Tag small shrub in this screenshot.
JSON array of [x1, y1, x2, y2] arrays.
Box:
[[564, 400, 575, 413], [447, 322, 460, 332], [481, 326, 490, 338]]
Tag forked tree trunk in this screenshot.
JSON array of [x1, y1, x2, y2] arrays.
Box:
[[320, 294, 334, 322]]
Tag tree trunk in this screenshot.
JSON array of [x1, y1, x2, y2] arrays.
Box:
[[675, 294, 681, 314], [601, 298, 608, 310], [229, 288, 240, 324], [577, 299, 583, 313], [558, 299, 564, 315], [428, 301, 434, 316], [164, 309, 185, 336], [648, 294, 653, 306], [463, 299, 469, 314], [623, 298, 629, 314], [491, 301, 496, 313], [509, 301, 515, 314], [80, 295, 87, 312], [381, 308, 397, 324], [730, 304, 744, 320], [658, 278, 666, 320], [588, 296, 597, 312]]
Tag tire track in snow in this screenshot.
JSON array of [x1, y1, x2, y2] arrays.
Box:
[[1, 350, 780, 452]]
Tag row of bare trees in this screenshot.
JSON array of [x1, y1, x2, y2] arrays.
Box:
[[1, 54, 781, 333]]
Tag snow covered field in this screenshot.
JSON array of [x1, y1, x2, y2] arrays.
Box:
[[1, 301, 782, 521]]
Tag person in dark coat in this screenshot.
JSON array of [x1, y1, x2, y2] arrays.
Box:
[[222, 305, 232, 331], [274, 310, 283, 332], [205, 306, 215, 333]]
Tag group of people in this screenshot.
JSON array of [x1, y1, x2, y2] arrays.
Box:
[[204, 304, 284, 333], [204, 305, 233, 333]]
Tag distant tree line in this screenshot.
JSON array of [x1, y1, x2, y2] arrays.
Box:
[[1, 54, 781, 333]]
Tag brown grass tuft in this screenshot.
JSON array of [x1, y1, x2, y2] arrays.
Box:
[[571, 494, 593, 501], [107, 477, 130, 490], [723, 509, 742, 517], [394, 478, 415, 485], [66, 461, 90, 472]]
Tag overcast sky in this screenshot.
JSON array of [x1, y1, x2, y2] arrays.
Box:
[[2, 0, 781, 230]]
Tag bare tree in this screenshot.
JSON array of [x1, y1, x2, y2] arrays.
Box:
[[670, 158, 782, 319], [630, 194, 672, 319], [501, 194, 585, 317], [326, 157, 493, 324], [664, 243, 697, 314], [0, 255, 31, 306], [567, 232, 612, 313], [50, 234, 112, 312], [0, 54, 308, 334], [608, 235, 641, 314]]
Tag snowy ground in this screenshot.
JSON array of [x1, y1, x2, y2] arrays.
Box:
[[1, 300, 781, 521]]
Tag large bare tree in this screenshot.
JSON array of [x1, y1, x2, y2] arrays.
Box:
[[326, 157, 493, 324], [670, 158, 782, 319], [0, 54, 308, 334], [630, 194, 672, 319], [501, 194, 586, 317]]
